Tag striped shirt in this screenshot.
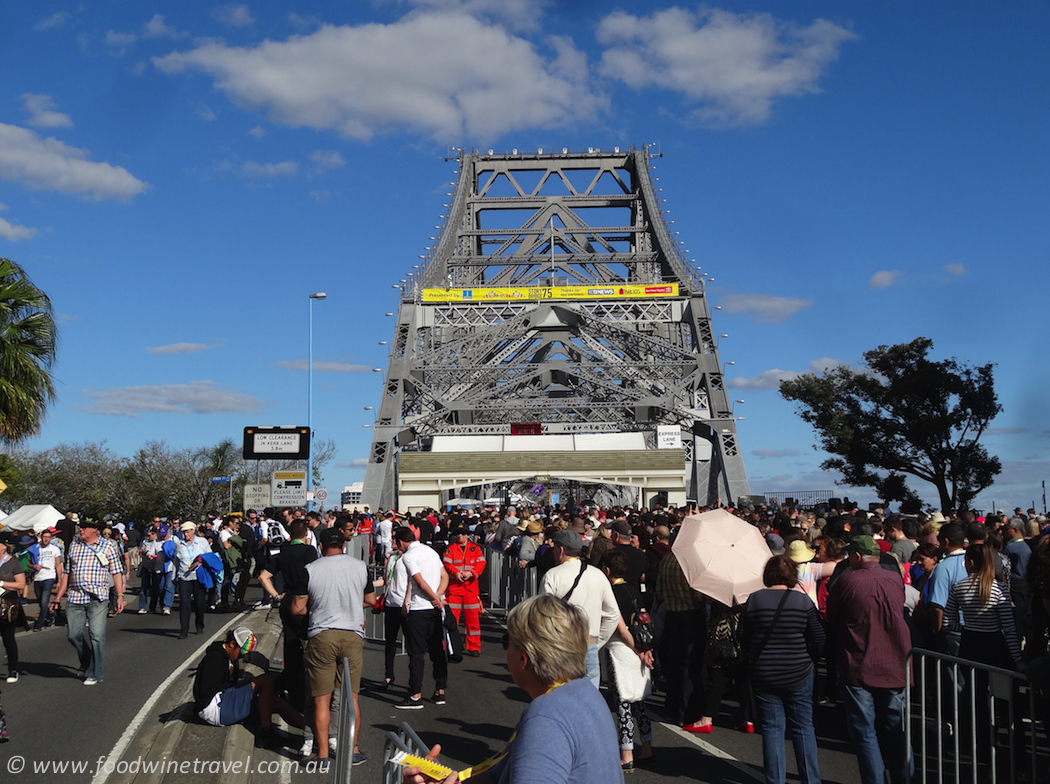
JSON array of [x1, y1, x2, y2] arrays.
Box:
[[943, 575, 1021, 662], [738, 587, 825, 691]]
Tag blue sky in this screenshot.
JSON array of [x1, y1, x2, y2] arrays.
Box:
[[2, 1, 1048, 513]]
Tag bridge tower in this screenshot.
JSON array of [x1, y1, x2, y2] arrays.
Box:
[[361, 146, 749, 510]]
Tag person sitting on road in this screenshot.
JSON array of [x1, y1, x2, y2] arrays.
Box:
[[193, 626, 304, 748]]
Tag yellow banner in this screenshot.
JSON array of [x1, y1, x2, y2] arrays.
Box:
[[422, 283, 679, 302]]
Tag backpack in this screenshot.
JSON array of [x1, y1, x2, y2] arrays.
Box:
[[507, 535, 524, 559]]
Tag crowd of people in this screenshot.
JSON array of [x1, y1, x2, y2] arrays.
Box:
[[1, 499, 1048, 781]]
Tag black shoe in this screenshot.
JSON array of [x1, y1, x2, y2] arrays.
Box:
[[622, 761, 635, 774], [178, 632, 188, 639], [431, 691, 446, 705], [395, 696, 424, 710], [352, 751, 368, 766], [635, 755, 657, 768], [380, 677, 395, 691], [467, 650, 481, 657]]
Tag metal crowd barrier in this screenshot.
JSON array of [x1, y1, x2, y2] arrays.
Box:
[[382, 722, 431, 784], [333, 657, 358, 784], [480, 547, 538, 613], [346, 532, 371, 563], [906, 647, 1047, 784]]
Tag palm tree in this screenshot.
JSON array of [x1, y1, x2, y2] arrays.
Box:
[[0, 258, 57, 443]]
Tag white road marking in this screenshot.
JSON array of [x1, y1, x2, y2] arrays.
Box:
[[95, 612, 255, 784], [660, 722, 765, 781]]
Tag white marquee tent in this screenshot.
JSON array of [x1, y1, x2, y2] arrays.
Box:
[[0, 504, 64, 533]]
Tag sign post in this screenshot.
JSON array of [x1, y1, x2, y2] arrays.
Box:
[[211, 476, 233, 513]]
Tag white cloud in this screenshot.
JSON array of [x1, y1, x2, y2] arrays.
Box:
[[0, 215, 38, 242], [807, 357, 844, 374], [752, 448, 801, 459], [144, 14, 186, 39], [275, 360, 372, 372], [213, 4, 255, 27], [944, 263, 967, 276], [868, 270, 902, 289], [730, 357, 843, 389], [106, 30, 137, 54], [197, 105, 217, 121], [398, 0, 553, 33], [35, 12, 70, 31], [153, 14, 606, 141], [287, 12, 321, 30], [248, 125, 267, 137], [145, 342, 213, 355], [311, 150, 345, 173], [241, 160, 298, 177], [596, 8, 856, 126], [81, 381, 266, 417], [337, 458, 369, 468], [718, 293, 811, 323], [21, 94, 73, 128], [0, 123, 149, 201], [310, 190, 331, 203], [729, 369, 799, 389]]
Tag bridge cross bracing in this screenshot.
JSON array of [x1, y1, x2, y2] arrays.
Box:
[[362, 146, 750, 511]]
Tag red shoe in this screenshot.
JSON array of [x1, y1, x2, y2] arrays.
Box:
[[740, 721, 755, 734], [683, 722, 714, 734]]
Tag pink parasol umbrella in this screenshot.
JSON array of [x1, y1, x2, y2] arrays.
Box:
[[671, 508, 771, 606]]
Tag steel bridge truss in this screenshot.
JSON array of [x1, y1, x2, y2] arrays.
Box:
[[362, 147, 750, 509]]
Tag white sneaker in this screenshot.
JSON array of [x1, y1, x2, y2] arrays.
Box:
[[328, 738, 337, 755], [162, 608, 171, 615], [6, 672, 19, 683], [138, 608, 148, 614], [84, 678, 100, 686], [299, 739, 313, 759]]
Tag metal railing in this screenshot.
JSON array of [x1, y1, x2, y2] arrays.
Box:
[[480, 548, 538, 612], [382, 722, 432, 784], [333, 657, 358, 784], [906, 647, 1046, 784]]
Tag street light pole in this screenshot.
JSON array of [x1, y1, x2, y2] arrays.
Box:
[[308, 292, 327, 511]]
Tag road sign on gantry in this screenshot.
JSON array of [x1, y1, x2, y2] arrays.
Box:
[[243, 426, 310, 460], [272, 470, 308, 507]]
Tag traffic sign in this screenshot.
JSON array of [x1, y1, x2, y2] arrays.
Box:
[[272, 470, 308, 507], [211, 476, 232, 483], [243, 426, 310, 460], [244, 483, 271, 510], [314, 488, 328, 502]]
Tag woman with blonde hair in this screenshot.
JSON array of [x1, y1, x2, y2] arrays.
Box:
[[403, 594, 622, 783]]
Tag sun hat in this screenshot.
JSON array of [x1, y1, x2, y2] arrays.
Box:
[[180, 522, 197, 532], [786, 540, 816, 563]]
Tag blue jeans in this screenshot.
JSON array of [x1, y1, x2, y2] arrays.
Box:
[[755, 671, 820, 784], [841, 683, 912, 784], [66, 599, 109, 681], [33, 579, 55, 629], [160, 570, 175, 610], [586, 642, 600, 690]]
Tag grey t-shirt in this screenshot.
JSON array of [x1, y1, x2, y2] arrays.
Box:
[[305, 554, 373, 639]]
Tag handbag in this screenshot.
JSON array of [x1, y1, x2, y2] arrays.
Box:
[[0, 593, 19, 625], [707, 612, 740, 665], [371, 593, 386, 614]]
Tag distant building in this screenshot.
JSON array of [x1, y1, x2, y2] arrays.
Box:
[[341, 482, 364, 510]]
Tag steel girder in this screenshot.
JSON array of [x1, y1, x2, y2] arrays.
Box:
[[362, 147, 750, 509]]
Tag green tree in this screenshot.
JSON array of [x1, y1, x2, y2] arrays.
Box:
[[0, 258, 57, 443], [779, 337, 1001, 512]]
